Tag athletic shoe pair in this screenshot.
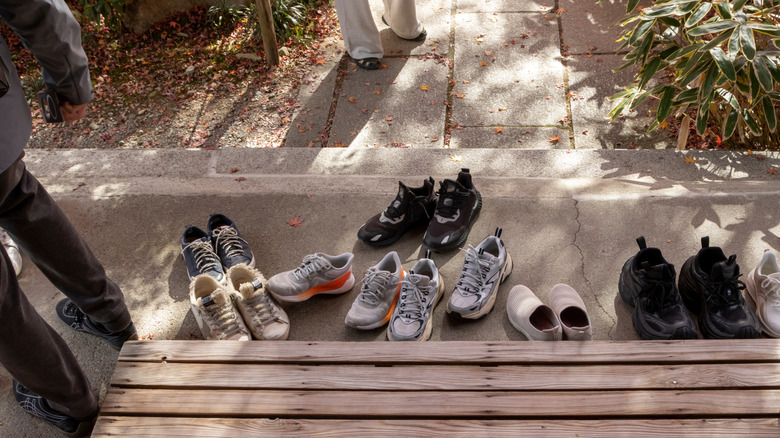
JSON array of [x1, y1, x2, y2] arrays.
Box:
[[357, 168, 482, 252], [619, 236, 761, 340], [507, 284, 592, 341], [181, 213, 255, 283]]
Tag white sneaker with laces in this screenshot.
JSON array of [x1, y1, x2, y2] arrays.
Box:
[[227, 264, 290, 340], [189, 274, 250, 341], [0, 228, 22, 276], [345, 251, 405, 330], [267, 253, 355, 302], [387, 253, 444, 342], [745, 250, 780, 337]]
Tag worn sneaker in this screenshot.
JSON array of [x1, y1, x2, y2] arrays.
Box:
[[678, 236, 761, 339], [345, 251, 405, 330], [181, 225, 225, 283], [423, 168, 482, 251], [208, 214, 255, 269], [357, 178, 437, 246], [387, 252, 445, 341], [744, 250, 780, 337], [13, 380, 97, 437], [618, 237, 697, 340], [226, 264, 290, 340], [447, 228, 513, 319], [55, 298, 138, 350], [0, 227, 22, 276], [189, 274, 250, 341], [267, 253, 355, 303]]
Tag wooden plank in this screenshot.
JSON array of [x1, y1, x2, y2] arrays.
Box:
[[98, 388, 780, 417], [118, 340, 780, 365], [92, 417, 780, 437], [109, 362, 780, 391]]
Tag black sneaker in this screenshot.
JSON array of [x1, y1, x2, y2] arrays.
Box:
[[13, 380, 97, 437], [357, 178, 437, 246], [679, 236, 762, 339], [618, 237, 697, 340], [181, 225, 225, 282], [207, 214, 255, 269], [423, 168, 482, 251], [56, 298, 138, 350]]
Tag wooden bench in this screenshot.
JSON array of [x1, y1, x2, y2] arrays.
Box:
[[93, 339, 780, 436]]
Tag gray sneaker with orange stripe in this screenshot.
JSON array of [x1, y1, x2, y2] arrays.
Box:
[[267, 253, 355, 302], [345, 251, 405, 330]]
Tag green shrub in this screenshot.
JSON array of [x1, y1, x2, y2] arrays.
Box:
[[606, 0, 780, 148], [79, 0, 125, 31], [208, 0, 250, 28]]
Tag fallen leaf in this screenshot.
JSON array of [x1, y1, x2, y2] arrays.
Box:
[[747, 149, 753, 155], [287, 216, 304, 227], [235, 177, 246, 182], [348, 97, 357, 103], [555, 7, 566, 14], [549, 135, 561, 144], [72, 182, 86, 191], [582, 130, 588, 135], [659, 121, 668, 129], [374, 90, 382, 94], [484, 51, 493, 56], [449, 154, 463, 162], [494, 127, 504, 134], [498, 107, 507, 111], [230, 168, 239, 173], [420, 84, 430, 91], [480, 61, 487, 66], [769, 168, 778, 175], [455, 93, 465, 98], [683, 155, 697, 164], [333, 141, 348, 147]]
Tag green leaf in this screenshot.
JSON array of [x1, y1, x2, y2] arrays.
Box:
[[608, 95, 635, 120], [729, 25, 742, 54], [627, 0, 641, 14], [639, 56, 663, 88], [646, 119, 661, 133], [686, 3, 712, 28], [716, 88, 741, 110], [630, 85, 665, 110], [674, 87, 700, 105], [641, 4, 678, 20], [741, 24, 756, 60], [722, 108, 739, 139], [630, 19, 655, 46], [747, 24, 780, 38], [668, 43, 703, 61], [710, 47, 736, 81], [696, 106, 710, 135], [715, 1, 732, 20], [609, 88, 637, 101], [753, 56, 774, 91], [688, 20, 738, 36], [765, 57, 780, 83], [681, 59, 712, 88], [733, 0, 748, 12], [699, 62, 720, 102], [743, 109, 761, 134], [677, 1, 698, 15], [749, 64, 762, 100], [700, 29, 734, 52], [763, 95, 777, 132], [637, 31, 654, 65], [658, 16, 682, 28], [657, 86, 676, 123]]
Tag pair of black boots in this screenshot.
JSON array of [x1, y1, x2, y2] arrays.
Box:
[[619, 236, 761, 340], [357, 169, 481, 252]]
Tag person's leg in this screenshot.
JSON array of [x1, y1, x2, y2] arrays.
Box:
[[0, 156, 131, 332], [382, 0, 424, 40], [335, 0, 384, 60]]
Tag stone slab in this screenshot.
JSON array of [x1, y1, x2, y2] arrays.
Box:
[[370, 0, 453, 56], [450, 126, 571, 149], [459, 0, 550, 13], [559, 0, 654, 55]]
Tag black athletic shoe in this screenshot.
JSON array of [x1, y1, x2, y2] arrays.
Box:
[[207, 214, 255, 269], [56, 298, 138, 350], [181, 225, 225, 282], [678, 236, 762, 339], [358, 178, 437, 246], [423, 168, 482, 252], [13, 380, 97, 437], [618, 236, 697, 340]]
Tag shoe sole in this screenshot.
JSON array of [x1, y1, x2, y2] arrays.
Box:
[[346, 285, 402, 330], [387, 274, 445, 341], [447, 253, 513, 319], [507, 313, 544, 341], [425, 191, 482, 252], [271, 272, 356, 303]]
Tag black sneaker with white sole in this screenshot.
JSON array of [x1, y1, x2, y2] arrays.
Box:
[[208, 214, 255, 269], [181, 225, 225, 282], [13, 380, 97, 437], [423, 168, 482, 252], [56, 298, 138, 350], [358, 178, 437, 246]]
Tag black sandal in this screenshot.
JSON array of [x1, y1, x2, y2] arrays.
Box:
[[382, 16, 427, 41], [354, 57, 381, 70]]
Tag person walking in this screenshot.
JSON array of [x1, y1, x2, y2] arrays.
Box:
[[335, 0, 426, 70], [1, 0, 137, 435]]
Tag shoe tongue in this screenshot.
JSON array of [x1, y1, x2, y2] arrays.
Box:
[[407, 273, 431, 287], [641, 262, 674, 281], [201, 289, 227, 307], [239, 279, 264, 299], [711, 254, 738, 281]]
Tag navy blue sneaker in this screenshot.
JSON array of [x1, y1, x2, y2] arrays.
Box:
[[13, 380, 97, 437], [207, 214, 255, 269], [181, 225, 225, 282], [56, 298, 138, 350]]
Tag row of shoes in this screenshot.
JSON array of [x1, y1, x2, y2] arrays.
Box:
[[181, 214, 290, 341], [619, 236, 779, 340], [357, 168, 482, 252]]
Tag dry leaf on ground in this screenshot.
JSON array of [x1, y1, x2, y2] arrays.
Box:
[[287, 216, 304, 227]]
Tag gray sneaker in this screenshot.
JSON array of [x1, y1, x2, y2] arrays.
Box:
[[227, 264, 290, 340], [447, 228, 513, 319], [267, 253, 355, 302], [387, 254, 444, 341], [189, 274, 250, 341], [345, 251, 405, 330]]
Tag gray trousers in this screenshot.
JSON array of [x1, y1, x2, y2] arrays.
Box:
[[0, 154, 131, 418]]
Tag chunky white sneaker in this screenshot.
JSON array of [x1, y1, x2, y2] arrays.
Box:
[[447, 228, 513, 319], [387, 253, 444, 342], [189, 274, 250, 341], [227, 264, 290, 340], [745, 250, 780, 337], [345, 251, 405, 330], [0, 228, 22, 276], [267, 253, 355, 302]]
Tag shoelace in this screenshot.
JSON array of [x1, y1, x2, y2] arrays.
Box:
[[435, 188, 468, 218], [706, 275, 746, 309], [357, 268, 393, 305], [397, 276, 433, 321], [761, 276, 780, 307], [241, 285, 280, 328], [203, 298, 242, 339], [639, 275, 677, 313], [456, 247, 491, 295], [212, 227, 248, 258], [293, 254, 331, 280], [181, 239, 222, 273]]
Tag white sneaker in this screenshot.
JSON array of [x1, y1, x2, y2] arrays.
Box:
[[387, 254, 444, 342], [227, 264, 290, 340], [745, 250, 780, 337], [0, 228, 22, 276], [345, 251, 405, 330], [506, 285, 562, 341], [267, 253, 355, 302], [189, 274, 250, 341]]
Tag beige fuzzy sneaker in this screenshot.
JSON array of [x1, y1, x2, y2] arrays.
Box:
[[189, 274, 250, 341], [227, 264, 290, 340]]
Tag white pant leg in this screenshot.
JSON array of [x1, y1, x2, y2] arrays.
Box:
[[334, 0, 384, 59], [382, 0, 423, 40]]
